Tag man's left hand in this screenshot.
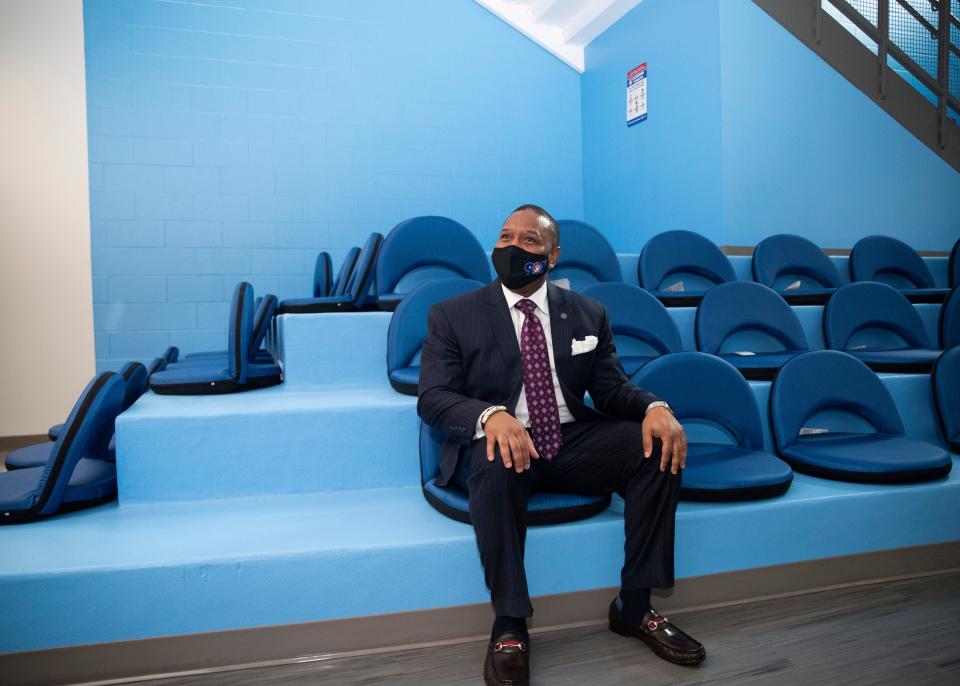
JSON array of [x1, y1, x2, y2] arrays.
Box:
[[642, 407, 686, 475]]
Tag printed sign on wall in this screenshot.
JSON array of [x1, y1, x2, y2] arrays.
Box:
[[626, 62, 647, 126]]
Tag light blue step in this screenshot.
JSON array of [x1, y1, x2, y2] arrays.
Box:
[[2, 458, 958, 655]]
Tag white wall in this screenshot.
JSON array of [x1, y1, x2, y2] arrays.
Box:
[[0, 0, 94, 436]]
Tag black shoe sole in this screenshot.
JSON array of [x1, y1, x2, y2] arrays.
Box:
[[608, 603, 706, 666]]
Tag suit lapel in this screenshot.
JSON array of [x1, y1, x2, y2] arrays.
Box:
[[483, 280, 522, 379], [547, 283, 571, 381]]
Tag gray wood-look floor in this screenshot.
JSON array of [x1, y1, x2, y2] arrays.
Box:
[[134, 571, 960, 685]]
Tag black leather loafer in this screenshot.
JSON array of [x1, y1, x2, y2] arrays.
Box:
[[608, 598, 706, 665], [483, 631, 530, 686]]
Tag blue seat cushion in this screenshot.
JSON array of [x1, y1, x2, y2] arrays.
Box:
[[900, 288, 950, 304], [149, 365, 238, 395], [422, 479, 611, 525], [377, 293, 404, 311], [845, 348, 943, 373], [0, 458, 117, 512], [717, 350, 805, 380], [389, 365, 419, 395], [619, 354, 657, 376], [779, 432, 952, 483], [246, 362, 283, 388], [277, 295, 356, 314], [4, 443, 53, 470], [48, 422, 64, 441], [680, 443, 793, 501]]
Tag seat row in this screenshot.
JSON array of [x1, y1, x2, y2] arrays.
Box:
[[387, 279, 960, 395], [277, 216, 960, 314]]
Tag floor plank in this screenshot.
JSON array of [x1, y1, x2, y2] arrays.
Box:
[[133, 571, 960, 685]]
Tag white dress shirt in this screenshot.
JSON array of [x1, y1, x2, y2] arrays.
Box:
[[473, 282, 575, 439]]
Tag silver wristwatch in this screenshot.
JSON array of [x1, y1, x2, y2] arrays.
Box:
[[479, 405, 508, 427], [645, 401, 673, 415]]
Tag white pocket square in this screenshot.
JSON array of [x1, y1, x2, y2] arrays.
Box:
[[571, 336, 598, 355]]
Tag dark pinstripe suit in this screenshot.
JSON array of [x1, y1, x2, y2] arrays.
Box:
[[418, 280, 681, 617]]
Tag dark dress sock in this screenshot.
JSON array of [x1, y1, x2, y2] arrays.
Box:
[[619, 587, 652, 623], [492, 615, 529, 642]]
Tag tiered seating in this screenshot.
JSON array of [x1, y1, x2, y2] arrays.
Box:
[[9, 362, 148, 470], [639, 230, 736, 306], [941, 285, 960, 349], [823, 282, 943, 372], [375, 217, 491, 311], [771, 350, 952, 483], [313, 251, 333, 298], [850, 235, 950, 303], [696, 282, 809, 380], [932, 346, 960, 451], [580, 283, 682, 375], [179, 294, 277, 365], [279, 233, 382, 314], [150, 282, 282, 395], [1, 372, 125, 524], [630, 352, 793, 500], [550, 220, 622, 291], [387, 278, 485, 394], [752, 234, 846, 304], [419, 422, 612, 524]]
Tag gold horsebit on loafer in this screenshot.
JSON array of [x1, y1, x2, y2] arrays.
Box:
[[646, 614, 669, 631], [495, 640, 527, 652]]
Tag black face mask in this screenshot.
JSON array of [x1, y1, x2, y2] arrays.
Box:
[[492, 245, 551, 290]]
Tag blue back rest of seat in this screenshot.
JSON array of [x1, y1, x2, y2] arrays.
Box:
[[250, 294, 278, 355], [696, 282, 808, 354], [752, 234, 845, 291], [932, 345, 960, 442], [388, 278, 485, 372], [850, 235, 935, 289], [376, 216, 491, 296], [580, 283, 682, 356], [770, 350, 904, 451], [146, 357, 166, 376], [119, 361, 148, 411], [551, 220, 622, 290], [630, 352, 764, 450], [420, 421, 446, 484], [228, 282, 254, 382], [345, 233, 384, 305], [333, 247, 361, 296], [35, 372, 125, 516], [950, 238, 959, 288], [941, 285, 960, 349], [313, 252, 333, 298], [824, 282, 931, 350], [164, 346, 179, 363], [639, 230, 736, 291]]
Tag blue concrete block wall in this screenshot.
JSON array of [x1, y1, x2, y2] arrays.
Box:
[[84, 0, 584, 371], [581, 0, 960, 252]]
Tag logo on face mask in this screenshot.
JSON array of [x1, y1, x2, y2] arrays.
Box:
[[524, 260, 547, 275]]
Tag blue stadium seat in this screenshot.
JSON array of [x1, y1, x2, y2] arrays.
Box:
[[639, 230, 736, 306], [180, 294, 278, 365], [151, 283, 282, 394], [163, 346, 179, 364], [550, 220, 622, 291], [580, 283, 683, 375], [313, 251, 333, 298], [146, 356, 166, 376], [849, 235, 950, 304], [770, 350, 952, 483], [630, 352, 793, 500], [387, 278, 485, 395], [332, 246, 361, 297], [823, 282, 942, 372], [941, 285, 960, 349], [752, 234, 845, 305], [696, 282, 809, 380], [1, 372, 125, 524], [950, 238, 959, 288], [932, 345, 960, 452], [419, 422, 611, 525], [376, 217, 491, 311], [42, 361, 150, 453], [279, 233, 383, 314]]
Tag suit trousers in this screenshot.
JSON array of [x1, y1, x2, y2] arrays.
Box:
[[453, 418, 681, 618]]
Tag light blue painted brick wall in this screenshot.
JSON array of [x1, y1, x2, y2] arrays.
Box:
[[84, 0, 584, 371]]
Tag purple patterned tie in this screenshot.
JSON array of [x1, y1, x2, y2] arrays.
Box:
[[516, 299, 563, 461]]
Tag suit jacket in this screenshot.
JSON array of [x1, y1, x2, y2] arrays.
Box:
[[417, 280, 660, 487]]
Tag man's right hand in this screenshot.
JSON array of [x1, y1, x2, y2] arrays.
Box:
[[484, 411, 540, 473]]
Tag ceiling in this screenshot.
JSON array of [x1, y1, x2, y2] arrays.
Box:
[[473, 0, 644, 71]]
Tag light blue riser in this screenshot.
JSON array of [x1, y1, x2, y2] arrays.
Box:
[[2, 459, 958, 654]]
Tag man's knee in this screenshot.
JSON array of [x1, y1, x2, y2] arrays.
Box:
[[467, 445, 533, 493]]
